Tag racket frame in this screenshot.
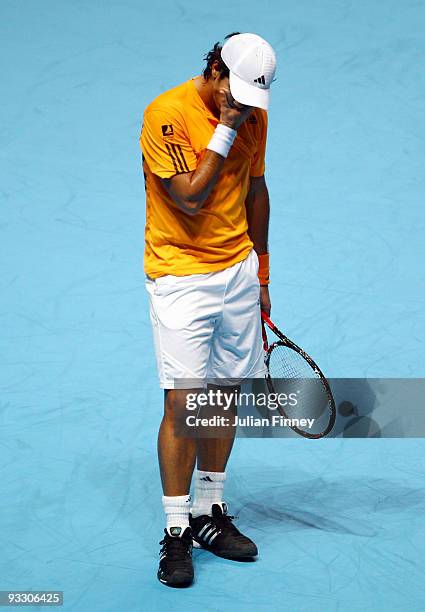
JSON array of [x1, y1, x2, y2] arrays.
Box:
[[261, 311, 336, 439]]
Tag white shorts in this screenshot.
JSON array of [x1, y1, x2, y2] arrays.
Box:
[[145, 250, 266, 389]]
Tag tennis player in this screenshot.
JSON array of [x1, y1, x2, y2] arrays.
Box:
[[140, 32, 277, 587]]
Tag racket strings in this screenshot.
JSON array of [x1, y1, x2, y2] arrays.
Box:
[[268, 343, 318, 380], [267, 343, 332, 435]]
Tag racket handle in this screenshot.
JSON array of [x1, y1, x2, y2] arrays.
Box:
[[261, 309, 276, 332], [261, 315, 268, 351]]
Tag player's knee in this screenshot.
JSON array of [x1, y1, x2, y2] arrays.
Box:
[[163, 389, 196, 419]]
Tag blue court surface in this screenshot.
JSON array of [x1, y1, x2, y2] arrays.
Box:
[[1, 0, 425, 610]]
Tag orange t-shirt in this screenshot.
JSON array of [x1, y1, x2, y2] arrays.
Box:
[[140, 78, 268, 278]]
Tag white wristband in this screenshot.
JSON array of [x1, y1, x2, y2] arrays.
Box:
[[207, 124, 237, 158]]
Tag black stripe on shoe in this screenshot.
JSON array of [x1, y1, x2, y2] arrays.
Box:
[[190, 504, 258, 560]]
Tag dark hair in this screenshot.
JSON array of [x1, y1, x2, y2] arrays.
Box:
[[203, 32, 240, 80]]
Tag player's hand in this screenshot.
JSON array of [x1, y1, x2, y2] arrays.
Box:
[[260, 285, 271, 316], [218, 88, 253, 131]]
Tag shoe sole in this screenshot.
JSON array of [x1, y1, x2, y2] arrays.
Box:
[[192, 537, 258, 560], [156, 571, 195, 589], [157, 573, 194, 588]]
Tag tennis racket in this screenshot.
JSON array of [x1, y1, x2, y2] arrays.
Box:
[[261, 311, 336, 439]]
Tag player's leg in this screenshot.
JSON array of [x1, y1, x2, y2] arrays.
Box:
[[158, 389, 196, 535], [158, 389, 197, 496], [146, 273, 221, 586], [196, 416, 236, 471], [191, 384, 238, 516], [190, 250, 263, 559], [156, 389, 197, 588]]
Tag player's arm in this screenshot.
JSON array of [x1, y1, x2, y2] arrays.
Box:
[[161, 91, 253, 216], [246, 175, 271, 315], [161, 150, 225, 216], [245, 175, 269, 256], [245, 111, 271, 313]]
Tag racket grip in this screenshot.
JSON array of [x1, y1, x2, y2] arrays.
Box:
[[261, 310, 280, 337], [261, 309, 272, 327], [261, 313, 268, 351]]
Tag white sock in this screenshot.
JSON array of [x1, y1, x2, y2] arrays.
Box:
[[162, 494, 191, 535], [191, 470, 226, 518]]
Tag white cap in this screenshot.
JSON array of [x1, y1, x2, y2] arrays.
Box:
[[221, 33, 277, 110]]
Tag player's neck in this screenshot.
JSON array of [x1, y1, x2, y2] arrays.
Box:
[[193, 76, 220, 119]]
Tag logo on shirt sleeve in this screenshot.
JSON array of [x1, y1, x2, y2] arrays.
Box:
[[161, 124, 174, 138]]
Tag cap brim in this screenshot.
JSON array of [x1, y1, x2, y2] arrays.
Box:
[[229, 71, 270, 110]]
